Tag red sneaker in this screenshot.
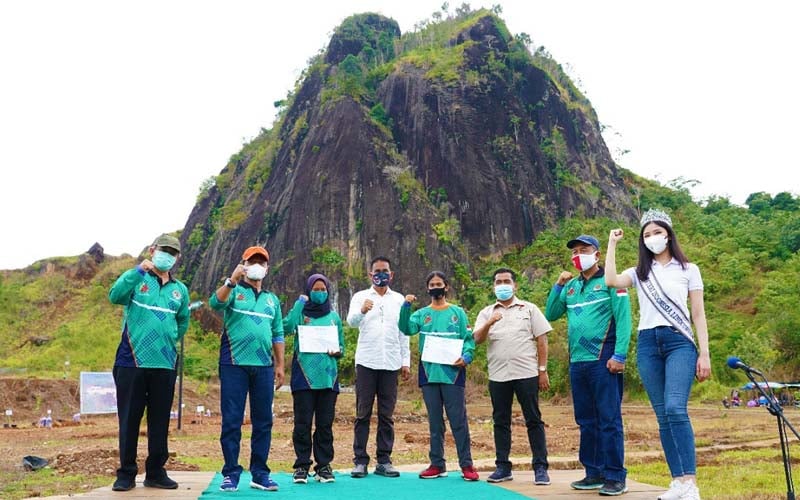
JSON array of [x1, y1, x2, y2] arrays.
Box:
[[419, 465, 448, 479], [461, 466, 479, 481]]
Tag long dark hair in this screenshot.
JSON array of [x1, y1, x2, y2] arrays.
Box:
[[635, 221, 690, 281]]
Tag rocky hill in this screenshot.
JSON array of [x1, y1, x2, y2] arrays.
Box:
[[176, 10, 636, 312]]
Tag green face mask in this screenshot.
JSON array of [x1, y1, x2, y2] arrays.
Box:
[[309, 290, 328, 304]]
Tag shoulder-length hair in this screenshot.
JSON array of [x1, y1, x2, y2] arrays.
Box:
[[635, 221, 690, 281]]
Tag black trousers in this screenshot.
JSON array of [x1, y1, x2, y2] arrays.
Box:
[[292, 389, 338, 470], [489, 376, 549, 470], [113, 366, 177, 480], [352, 364, 399, 465]]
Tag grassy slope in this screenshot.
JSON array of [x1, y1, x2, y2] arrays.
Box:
[[1, 176, 798, 400]]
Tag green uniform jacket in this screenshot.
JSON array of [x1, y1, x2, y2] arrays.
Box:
[[109, 266, 190, 369], [283, 299, 345, 391], [544, 268, 632, 363], [398, 303, 475, 387], [209, 282, 284, 366]]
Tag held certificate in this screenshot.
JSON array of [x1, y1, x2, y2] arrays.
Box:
[[421, 334, 464, 365], [298, 325, 339, 353]]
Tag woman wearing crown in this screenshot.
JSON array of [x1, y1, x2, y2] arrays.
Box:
[[604, 209, 711, 500]]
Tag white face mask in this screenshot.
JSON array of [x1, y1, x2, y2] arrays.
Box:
[[571, 252, 598, 272], [644, 235, 668, 255], [245, 263, 267, 281]]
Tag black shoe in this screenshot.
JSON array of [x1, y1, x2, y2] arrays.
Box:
[[315, 464, 335, 483], [571, 476, 605, 490], [599, 480, 628, 496], [112, 477, 136, 491], [143, 476, 178, 489], [293, 467, 309, 484]]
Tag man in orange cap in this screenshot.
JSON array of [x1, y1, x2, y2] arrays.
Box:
[[209, 246, 285, 492]]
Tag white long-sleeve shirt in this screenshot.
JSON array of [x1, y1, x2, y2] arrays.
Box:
[[347, 286, 410, 371]]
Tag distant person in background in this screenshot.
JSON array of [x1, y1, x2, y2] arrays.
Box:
[[209, 246, 285, 492], [544, 235, 632, 496], [398, 271, 479, 482], [747, 397, 758, 408], [605, 209, 711, 500], [473, 268, 553, 487], [283, 273, 344, 485], [108, 234, 190, 492], [347, 256, 410, 479]]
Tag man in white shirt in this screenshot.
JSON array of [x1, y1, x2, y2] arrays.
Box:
[[347, 256, 410, 478]]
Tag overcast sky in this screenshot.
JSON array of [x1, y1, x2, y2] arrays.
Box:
[[1, 1, 797, 270]]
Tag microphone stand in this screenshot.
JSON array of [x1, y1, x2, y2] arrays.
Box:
[[743, 368, 800, 500]]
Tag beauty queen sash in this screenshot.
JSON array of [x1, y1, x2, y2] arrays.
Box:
[[640, 271, 696, 345]]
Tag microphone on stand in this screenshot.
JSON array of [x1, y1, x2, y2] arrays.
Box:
[[726, 356, 765, 377]]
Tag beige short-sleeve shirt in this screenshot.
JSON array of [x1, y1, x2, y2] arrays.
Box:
[[475, 297, 552, 382]]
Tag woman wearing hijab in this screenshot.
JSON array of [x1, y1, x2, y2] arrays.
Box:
[[283, 273, 345, 485]]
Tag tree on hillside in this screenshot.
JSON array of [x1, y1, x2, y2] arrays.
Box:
[[746, 191, 772, 215]]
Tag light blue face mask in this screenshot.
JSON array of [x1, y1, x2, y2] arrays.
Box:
[[153, 250, 177, 271], [310, 290, 328, 304], [494, 284, 514, 301]]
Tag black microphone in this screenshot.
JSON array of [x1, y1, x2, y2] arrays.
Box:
[[726, 356, 764, 376]]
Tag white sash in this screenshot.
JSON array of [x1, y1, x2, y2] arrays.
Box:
[[640, 271, 695, 345]]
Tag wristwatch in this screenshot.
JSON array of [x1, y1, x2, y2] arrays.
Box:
[[224, 278, 236, 289], [538, 365, 547, 372]]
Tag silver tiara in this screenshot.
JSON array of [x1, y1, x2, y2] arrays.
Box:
[[640, 208, 672, 228]]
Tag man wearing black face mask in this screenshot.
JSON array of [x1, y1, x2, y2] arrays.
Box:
[[346, 256, 410, 479]]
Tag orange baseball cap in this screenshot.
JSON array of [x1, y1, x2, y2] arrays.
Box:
[[242, 246, 269, 262]]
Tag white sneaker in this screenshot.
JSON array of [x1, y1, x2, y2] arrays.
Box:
[[680, 481, 701, 500], [658, 479, 689, 500]]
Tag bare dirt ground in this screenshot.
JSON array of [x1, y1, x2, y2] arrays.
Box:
[[0, 377, 791, 497]]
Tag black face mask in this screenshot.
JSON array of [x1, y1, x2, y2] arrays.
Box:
[[428, 287, 446, 299]]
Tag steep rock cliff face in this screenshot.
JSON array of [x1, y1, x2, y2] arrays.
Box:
[[178, 12, 635, 315]]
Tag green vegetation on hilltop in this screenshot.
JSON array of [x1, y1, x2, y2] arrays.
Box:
[[2, 177, 798, 401]]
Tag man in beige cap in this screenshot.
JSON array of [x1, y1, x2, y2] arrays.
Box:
[[108, 233, 190, 491]]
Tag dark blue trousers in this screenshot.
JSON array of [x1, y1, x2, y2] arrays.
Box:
[[569, 360, 626, 482]]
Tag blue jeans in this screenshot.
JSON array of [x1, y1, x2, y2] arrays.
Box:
[[637, 326, 698, 477], [570, 360, 626, 482], [219, 364, 275, 480]]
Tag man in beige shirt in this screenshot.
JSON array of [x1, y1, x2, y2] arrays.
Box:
[[473, 267, 552, 486]]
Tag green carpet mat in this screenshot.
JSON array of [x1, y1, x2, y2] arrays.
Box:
[[200, 471, 534, 499]]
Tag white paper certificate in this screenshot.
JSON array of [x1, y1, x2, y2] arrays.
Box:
[[298, 325, 339, 353], [421, 335, 464, 365]]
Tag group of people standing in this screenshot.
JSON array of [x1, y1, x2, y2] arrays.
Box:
[[107, 208, 710, 500]]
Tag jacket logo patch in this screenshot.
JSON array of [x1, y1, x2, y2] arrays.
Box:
[[424, 315, 432, 324], [139, 283, 149, 294], [171, 290, 182, 300], [236, 293, 245, 301], [304, 317, 311, 324], [567, 288, 575, 296], [593, 284, 602, 291]]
